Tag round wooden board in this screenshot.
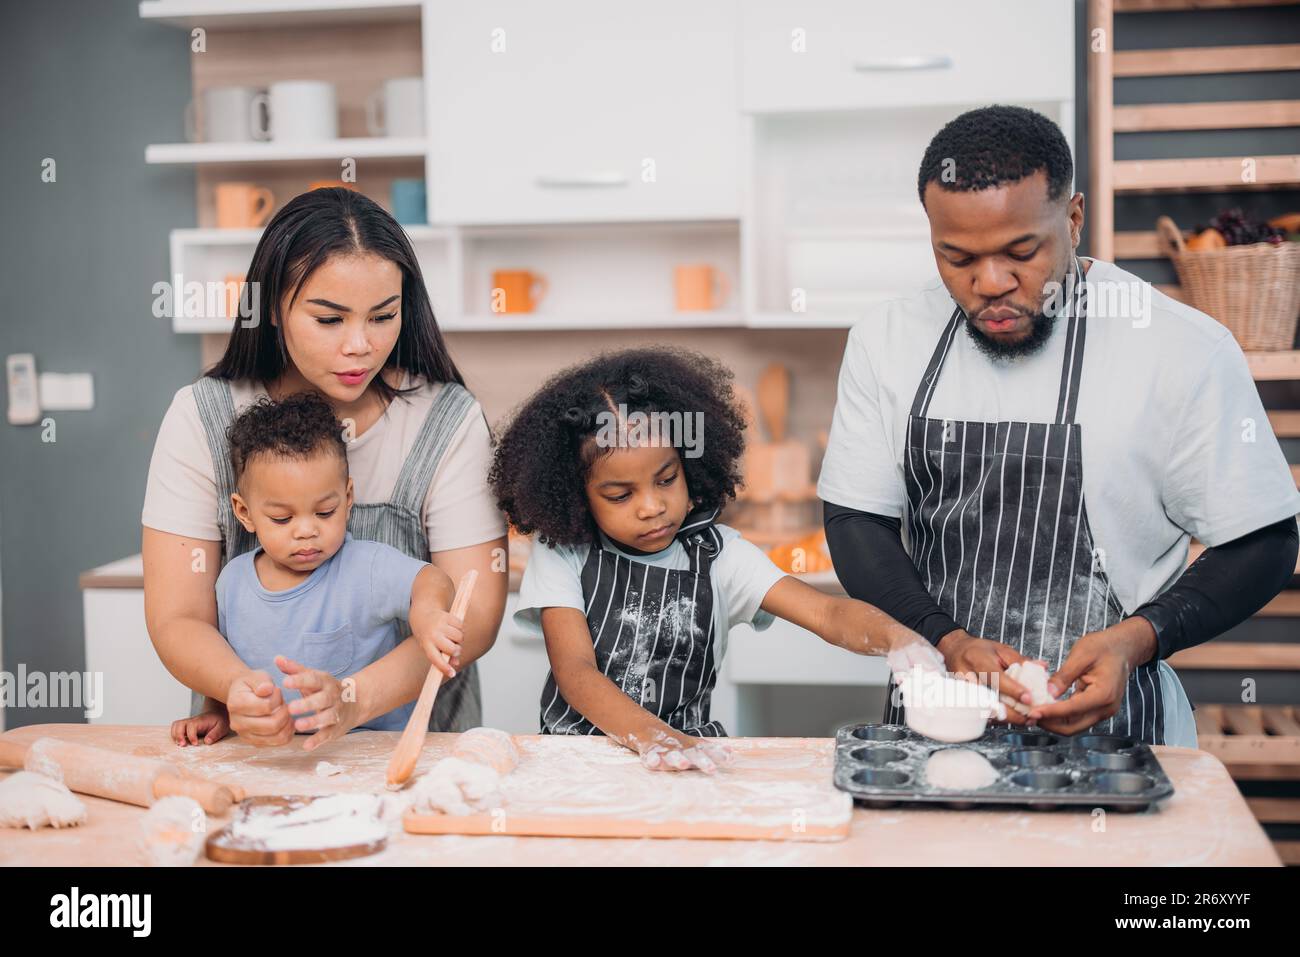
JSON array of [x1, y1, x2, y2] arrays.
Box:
[[205, 795, 387, 866]]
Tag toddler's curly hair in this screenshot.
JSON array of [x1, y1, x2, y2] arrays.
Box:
[[226, 391, 349, 486], [489, 347, 747, 546]]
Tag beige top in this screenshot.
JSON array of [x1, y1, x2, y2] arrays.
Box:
[[141, 372, 506, 554]]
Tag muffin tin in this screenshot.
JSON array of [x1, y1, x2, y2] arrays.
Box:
[[834, 723, 1175, 812]]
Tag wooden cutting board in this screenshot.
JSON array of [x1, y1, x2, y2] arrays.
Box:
[[404, 736, 851, 842], [206, 795, 387, 865]]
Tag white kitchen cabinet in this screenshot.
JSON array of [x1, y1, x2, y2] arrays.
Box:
[[426, 0, 741, 224], [741, 0, 1074, 113], [726, 615, 891, 686]]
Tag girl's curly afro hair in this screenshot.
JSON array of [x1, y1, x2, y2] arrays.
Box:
[[227, 390, 349, 487], [489, 347, 748, 547]]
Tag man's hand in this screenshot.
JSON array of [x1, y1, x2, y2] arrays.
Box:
[[1029, 617, 1157, 735], [937, 630, 1035, 726]]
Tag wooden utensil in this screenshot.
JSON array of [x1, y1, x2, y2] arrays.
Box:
[[0, 735, 238, 814], [385, 568, 478, 788]]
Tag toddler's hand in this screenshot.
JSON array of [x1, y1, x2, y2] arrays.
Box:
[[627, 729, 733, 775], [171, 709, 230, 747], [277, 655, 360, 752], [413, 608, 463, 679]]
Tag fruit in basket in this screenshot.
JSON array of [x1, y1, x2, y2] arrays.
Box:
[[1267, 212, 1300, 235], [1199, 208, 1286, 246], [1185, 228, 1226, 251]]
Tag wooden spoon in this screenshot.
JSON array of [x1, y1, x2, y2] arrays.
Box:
[[385, 569, 478, 789]]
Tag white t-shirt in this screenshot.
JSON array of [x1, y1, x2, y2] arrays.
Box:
[[515, 524, 788, 663], [817, 258, 1300, 616], [142, 371, 506, 553]]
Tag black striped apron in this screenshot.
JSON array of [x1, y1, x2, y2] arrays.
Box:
[[539, 508, 727, 737], [885, 258, 1166, 744]]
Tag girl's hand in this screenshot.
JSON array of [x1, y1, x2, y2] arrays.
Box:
[[625, 729, 733, 775], [171, 708, 230, 747], [226, 670, 295, 747], [885, 629, 947, 677], [277, 655, 361, 752], [411, 608, 463, 679]]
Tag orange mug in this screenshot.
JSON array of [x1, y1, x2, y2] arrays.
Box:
[[215, 182, 274, 228], [492, 270, 548, 314], [308, 179, 356, 191], [674, 264, 730, 311]]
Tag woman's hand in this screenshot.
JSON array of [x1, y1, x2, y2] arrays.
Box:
[[171, 706, 230, 747], [624, 728, 733, 774], [278, 654, 363, 752], [937, 630, 1035, 726], [225, 670, 295, 747]]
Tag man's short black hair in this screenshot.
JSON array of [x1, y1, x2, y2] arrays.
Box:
[[917, 105, 1074, 206], [227, 391, 348, 486]]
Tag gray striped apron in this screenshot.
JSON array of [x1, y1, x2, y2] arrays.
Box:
[[540, 507, 727, 737], [885, 259, 1166, 744], [190, 375, 484, 732]]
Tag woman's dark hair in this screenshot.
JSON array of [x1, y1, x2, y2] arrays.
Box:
[[208, 187, 463, 402], [489, 347, 747, 547], [227, 391, 348, 487]]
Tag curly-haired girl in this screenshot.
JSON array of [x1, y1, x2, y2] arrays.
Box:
[[491, 347, 942, 773]]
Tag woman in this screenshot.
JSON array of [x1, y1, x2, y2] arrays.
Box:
[[141, 187, 507, 747]]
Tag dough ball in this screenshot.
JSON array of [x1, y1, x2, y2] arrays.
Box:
[[0, 771, 87, 830], [452, 727, 519, 776], [409, 757, 504, 816], [1005, 661, 1055, 706], [138, 796, 206, 866], [925, 749, 999, 790]]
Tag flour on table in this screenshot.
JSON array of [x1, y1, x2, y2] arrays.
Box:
[[314, 761, 346, 778], [924, 748, 999, 790], [138, 796, 206, 866], [226, 794, 386, 851], [1005, 661, 1056, 706], [0, 771, 87, 830]]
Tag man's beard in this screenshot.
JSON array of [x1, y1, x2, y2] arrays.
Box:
[[962, 308, 1057, 361]]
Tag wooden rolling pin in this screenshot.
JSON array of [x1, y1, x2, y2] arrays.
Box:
[[0, 735, 238, 814], [386, 568, 478, 788]]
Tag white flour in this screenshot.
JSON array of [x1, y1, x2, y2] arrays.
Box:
[[226, 794, 386, 851]]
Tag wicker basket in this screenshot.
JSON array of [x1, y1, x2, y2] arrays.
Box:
[[1156, 215, 1300, 351]]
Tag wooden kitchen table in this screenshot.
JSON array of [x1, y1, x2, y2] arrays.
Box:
[[0, 724, 1280, 866]]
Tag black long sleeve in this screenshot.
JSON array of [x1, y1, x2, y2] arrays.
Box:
[[822, 501, 961, 646], [1133, 517, 1298, 660]]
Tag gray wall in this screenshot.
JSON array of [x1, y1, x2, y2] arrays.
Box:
[[0, 0, 197, 726]]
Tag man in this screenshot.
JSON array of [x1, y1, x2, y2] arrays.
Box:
[[818, 105, 1299, 746]]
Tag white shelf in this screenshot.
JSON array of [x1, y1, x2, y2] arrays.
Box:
[[139, 0, 420, 29], [441, 312, 745, 333], [145, 137, 427, 165], [746, 312, 859, 330]]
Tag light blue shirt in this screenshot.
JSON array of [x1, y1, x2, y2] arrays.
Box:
[[216, 533, 428, 731]]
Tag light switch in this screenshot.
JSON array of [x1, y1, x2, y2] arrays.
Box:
[[6, 353, 40, 425], [38, 372, 94, 411]]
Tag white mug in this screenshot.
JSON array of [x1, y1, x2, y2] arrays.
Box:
[[185, 86, 262, 143], [252, 80, 338, 143], [365, 76, 424, 138]]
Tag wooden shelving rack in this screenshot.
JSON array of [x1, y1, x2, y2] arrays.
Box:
[[1089, 0, 1300, 863]]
